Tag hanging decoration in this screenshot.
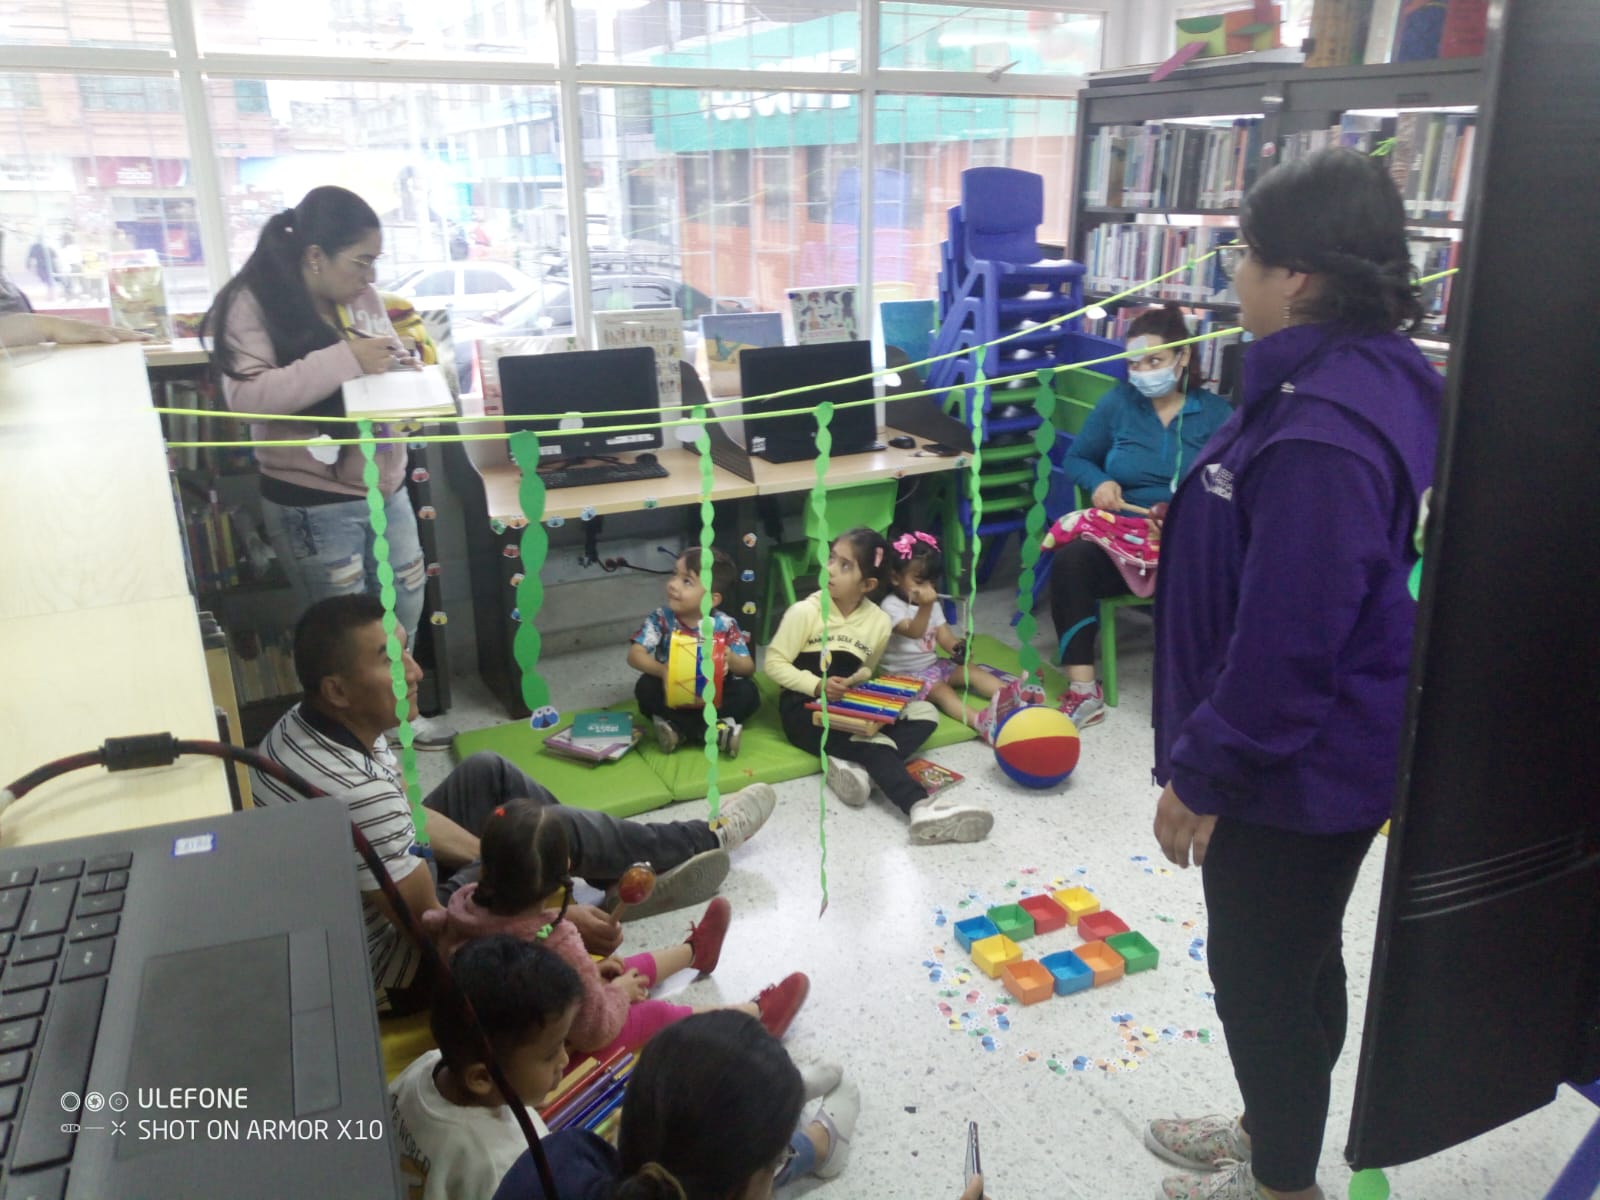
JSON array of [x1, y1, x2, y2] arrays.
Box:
[[811, 400, 835, 917], [1015, 369, 1058, 689], [508, 430, 559, 729], [694, 406, 722, 824], [359, 421, 426, 840], [960, 367, 987, 703]]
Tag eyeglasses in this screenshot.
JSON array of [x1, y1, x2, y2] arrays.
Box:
[[343, 253, 381, 272], [1215, 242, 1248, 280]]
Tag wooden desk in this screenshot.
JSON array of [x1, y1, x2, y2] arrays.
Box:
[[750, 440, 968, 496], [0, 343, 231, 845], [143, 338, 209, 368], [479, 447, 758, 524]]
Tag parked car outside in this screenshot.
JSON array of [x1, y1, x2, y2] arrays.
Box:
[[383, 261, 539, 321]]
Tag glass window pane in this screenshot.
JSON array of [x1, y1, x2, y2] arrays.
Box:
[[872, 93, 1078, 292], [195, 0, 556, 60], [580, 84, 860, 348], [0, 72, 209, 322], [879, 4, 1102, 76], [576, 1, 859, 72], [208, 78, 567, 388], [1, 0, 170, 48]]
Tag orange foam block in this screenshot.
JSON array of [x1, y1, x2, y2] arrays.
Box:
[[1075, 940, 1126, 986], [971, 933, 1023, 979], [1002, 960, 1055, 1006], [1052, 886, 1100, 924]]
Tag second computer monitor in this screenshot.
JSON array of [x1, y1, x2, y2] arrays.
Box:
[[738, 341, 878, 464], [499, 345, 662, 462]]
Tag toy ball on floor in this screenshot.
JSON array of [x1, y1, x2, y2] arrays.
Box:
[[993, 705, 1080, 789]]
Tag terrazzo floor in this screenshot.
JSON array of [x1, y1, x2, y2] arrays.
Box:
[[416, 599, 1597, 1200]]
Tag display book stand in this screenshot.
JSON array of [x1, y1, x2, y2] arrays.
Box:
[[152, 360, 453, 742], [1071, 54, 1483, 390]]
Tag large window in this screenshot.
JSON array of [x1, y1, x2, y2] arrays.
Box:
[[0, 1, 1098, 336]]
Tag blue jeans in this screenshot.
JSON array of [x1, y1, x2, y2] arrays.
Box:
[[262, 487, 426, 641]]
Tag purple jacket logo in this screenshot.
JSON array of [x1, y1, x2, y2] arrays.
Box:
[[1201, 463, 1235, 501]]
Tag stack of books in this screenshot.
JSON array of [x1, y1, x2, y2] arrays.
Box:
[[538, 1046, 637, 1141], [543, 711, 642, 764]]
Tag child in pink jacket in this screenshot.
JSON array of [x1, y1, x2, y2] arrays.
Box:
[[423, 799, 811, 1057]]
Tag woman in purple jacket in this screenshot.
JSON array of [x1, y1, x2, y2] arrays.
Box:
[[1144, 149, 1442, 1200]]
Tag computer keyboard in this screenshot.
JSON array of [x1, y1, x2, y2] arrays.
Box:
[[0, 852, 127, 1190], [537, 460, 670, 490]]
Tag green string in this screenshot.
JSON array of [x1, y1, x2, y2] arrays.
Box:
[[1016, 369, 1056, 687], [358, 421, 425, 836], [812, 401, 834, 918], [507, 431, 556, 725], [960, 368, 986, 703], [694, 405, 721, 824]]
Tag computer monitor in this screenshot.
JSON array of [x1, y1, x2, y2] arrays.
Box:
[[499, 346, 662, 462], [738, 341, 879, 464]]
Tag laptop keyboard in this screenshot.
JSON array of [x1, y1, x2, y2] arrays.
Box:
[[0, 853, 128, 1199]]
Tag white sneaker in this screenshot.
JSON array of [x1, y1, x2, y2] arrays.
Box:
[[1159, 1159, 1291, 1200], [710, 783, 776, 853], [908, 794, 993, 844], [825, 757, 871, 808], [391, 715, 456, 751], [813, 1077, 860, 1179], [798, 1060, 844, 1101]]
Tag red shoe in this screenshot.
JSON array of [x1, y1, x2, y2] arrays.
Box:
[[686, 897, 731, 975], [755, 972, 810, 1039]]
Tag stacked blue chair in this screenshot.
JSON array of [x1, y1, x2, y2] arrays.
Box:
[[929, 167, 1126, 591]]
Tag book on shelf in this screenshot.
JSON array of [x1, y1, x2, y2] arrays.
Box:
[[785, 286, 859, 345], [1082, 224, 1238, 307], [1305, 0, 1375, 68], [593, 308, 685, 413], [477, 334, 583, 417], [906, 758, 965, 798], [231, 628, 298, 705], [698, 311, 784, 398], [1389, 112, 1477, 221], [1395, 0, 1486, 61], [1363, 0, 1404, 62], [1082, 119, 1263, 211]]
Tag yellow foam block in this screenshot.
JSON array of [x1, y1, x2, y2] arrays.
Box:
[[970, 933, 1023, 979], [1053, 886, 1101, 925]]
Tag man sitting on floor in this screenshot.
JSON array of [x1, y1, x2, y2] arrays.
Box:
[[251, 594, 777, 1014]]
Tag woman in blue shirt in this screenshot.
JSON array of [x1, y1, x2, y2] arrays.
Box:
[[1049, 303, 1231, 728]]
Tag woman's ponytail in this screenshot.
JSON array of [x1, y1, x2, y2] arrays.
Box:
[[613, 1163, 689, 1200]]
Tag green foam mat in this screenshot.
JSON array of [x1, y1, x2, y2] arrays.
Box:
[[450, 634, 1051, 814]]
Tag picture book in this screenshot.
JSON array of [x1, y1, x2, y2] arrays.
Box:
[[543, 723, 644, 764], [593, 307, 685, 413], [906, 758, 965, 797], [878, 298, 937, 370], [786, 285, 859, 346], [699, 311, 784, 397], [341, 367, 455, 420], [477, 334, 583, 416], [572, 711, 633, 746]]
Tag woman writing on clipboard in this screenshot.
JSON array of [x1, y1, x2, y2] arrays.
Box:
[[205, 185, 452, 747]]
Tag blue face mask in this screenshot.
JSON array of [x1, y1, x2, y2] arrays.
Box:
[[1128, 366, 1179, 399]]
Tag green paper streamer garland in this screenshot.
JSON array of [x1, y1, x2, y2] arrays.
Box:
[[811, 401, 834, 917], [1015, 369, 1057, 687], [358, 421, 426, 838], [694, 407, 721, 823], [507, 431, 556, 725], [960, 368, 987, 702]]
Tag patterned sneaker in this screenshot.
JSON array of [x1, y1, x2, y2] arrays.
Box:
[[1159, 1160, 1282, 1200], [652, 716, 682, 754], [825, 757, 871, 808], [973, 705, 999, 745], [715, 717, 743, 759], [755, 972, 811, 1039], [1058, 683, 1107, 729], [908, 794, 994, 845], [711, 783, 777, 853], [989, 676, 1029, 726], [1145, 1114, 1250, 1172], [685, 897, 731, 975]]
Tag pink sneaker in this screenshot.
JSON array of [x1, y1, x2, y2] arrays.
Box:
[[1058, 683, 1106, 729]]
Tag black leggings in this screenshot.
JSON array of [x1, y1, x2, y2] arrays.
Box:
[[634, 672, 762, 741], [1048, 538, 1133, 666], [778, 692, 936, 816], [1202, 816, 1381, 1192]]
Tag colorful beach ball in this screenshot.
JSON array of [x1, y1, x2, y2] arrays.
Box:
[[993, 705, 1080, 789]]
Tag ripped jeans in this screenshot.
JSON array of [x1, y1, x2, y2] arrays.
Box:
[[262, 488, 426, 641]]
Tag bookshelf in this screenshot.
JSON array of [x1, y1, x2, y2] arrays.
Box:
[[1071, 55, 1485, 390], [153, 367, 453, 742]]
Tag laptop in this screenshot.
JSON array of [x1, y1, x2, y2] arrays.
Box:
[[0, 798, 401, 1199], [737, 341, 880, 464]]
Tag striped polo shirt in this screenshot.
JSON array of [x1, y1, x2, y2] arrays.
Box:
[[253, 703, 425, 1010]]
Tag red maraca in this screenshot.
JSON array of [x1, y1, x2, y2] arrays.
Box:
[[612, 862, 657, 921]]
